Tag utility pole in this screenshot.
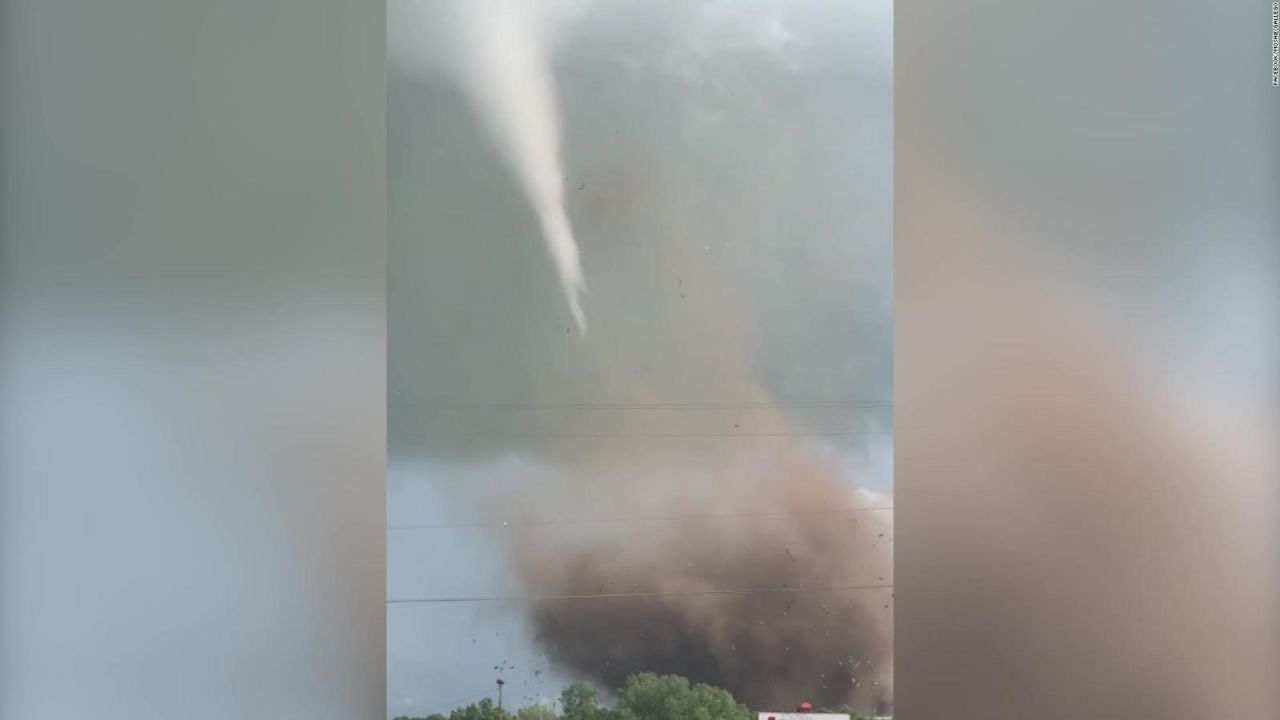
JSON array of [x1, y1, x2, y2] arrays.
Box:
[[496, 678, 505, 710]]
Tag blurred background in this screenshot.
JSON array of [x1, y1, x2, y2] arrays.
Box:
[[897, 1, 1279, 718], [1, 1, 385, 718], [1, 1, 1274, 719]]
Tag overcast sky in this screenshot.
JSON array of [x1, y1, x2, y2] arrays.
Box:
[[387, 1, 892, 717]]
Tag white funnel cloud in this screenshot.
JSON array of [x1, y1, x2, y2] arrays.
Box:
[[393, 0, 588, 333]]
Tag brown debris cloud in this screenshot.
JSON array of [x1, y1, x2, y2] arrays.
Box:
[[499, 443, 894, 712]]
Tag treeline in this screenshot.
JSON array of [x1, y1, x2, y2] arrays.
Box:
[[395, 673, 872, 720]]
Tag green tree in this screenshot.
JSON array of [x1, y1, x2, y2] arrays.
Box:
[[517, 704, 561, 720], [450, 698, 512, 720], [560, 681, 604, 720], [615, 673, 750, 720]]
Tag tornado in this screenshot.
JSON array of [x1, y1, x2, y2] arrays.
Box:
[[410, 0, 589, 332]]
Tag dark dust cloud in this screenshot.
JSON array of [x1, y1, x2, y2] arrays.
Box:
[[504, 446, 893, 711]]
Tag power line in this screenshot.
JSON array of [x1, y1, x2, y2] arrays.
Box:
[[391, 430, 892, 440], [391, 401, 892, 410], [387, 583, 893, 604], [410, 688, 495, 716], [389, 506, 893, 531]]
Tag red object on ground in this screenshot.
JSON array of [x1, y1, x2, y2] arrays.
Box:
[[796, 702, 813, 713]]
